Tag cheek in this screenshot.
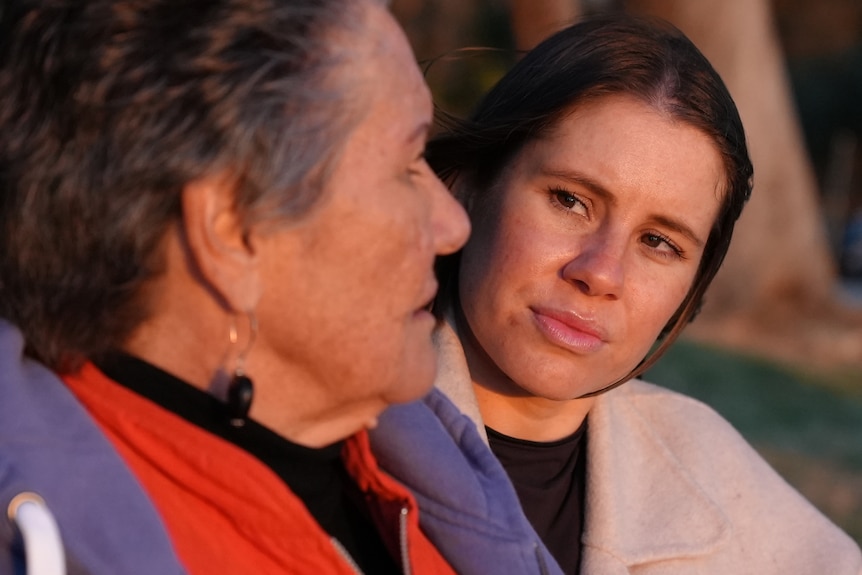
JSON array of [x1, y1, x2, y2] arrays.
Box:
[[457, 249, 493, 336], [630, 269, 696, 341], [458, 225, 517, 313], [457, 211, 501, 299], [459, 200, 534, 284], [349, 214, 425, 296]]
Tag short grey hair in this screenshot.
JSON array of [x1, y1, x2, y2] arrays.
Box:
[[0, 0, 390, 370]]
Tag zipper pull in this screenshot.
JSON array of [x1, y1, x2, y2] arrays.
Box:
[[399, 506, 412, 575], [7, 492, 66, 575]]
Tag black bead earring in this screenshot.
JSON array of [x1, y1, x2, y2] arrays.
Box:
[[227, 312, 257, 427]]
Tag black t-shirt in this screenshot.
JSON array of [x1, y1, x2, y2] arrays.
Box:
[[97, 353, 399, 575], [487, 420, 587, 575]]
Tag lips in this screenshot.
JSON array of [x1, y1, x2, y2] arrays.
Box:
[[531, 306, 607, 353]]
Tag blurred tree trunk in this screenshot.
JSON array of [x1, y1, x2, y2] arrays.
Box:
[[392, 0, 862, 365], [509, 0, 581, 50], [390, 0, 495, 117], [626, 0, 862, 364], [390, 0, 477, 61]]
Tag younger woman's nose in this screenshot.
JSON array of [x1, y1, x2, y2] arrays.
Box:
[[561, 232, 625, 298]]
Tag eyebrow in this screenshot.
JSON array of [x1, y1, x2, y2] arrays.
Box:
[[542, 168, 706, 248], [544, 168, 616, 205], [651, 214, 706, 248]]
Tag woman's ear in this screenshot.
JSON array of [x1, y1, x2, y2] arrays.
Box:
[[181, 174, 261, 313]]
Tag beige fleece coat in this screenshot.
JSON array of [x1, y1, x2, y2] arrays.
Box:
[[433, 321, 862, 574]]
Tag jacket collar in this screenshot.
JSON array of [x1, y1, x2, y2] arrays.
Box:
[[431, 316, 489, 443], [432, 317, 731, 570]]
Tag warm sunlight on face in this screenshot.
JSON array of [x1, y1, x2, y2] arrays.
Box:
[[249, 2, 469, 435], [457, 94, 724, 406]]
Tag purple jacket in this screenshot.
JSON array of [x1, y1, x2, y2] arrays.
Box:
[[370, 389, 564, 575], [0, 320, 186, 575], [1, 315, 561, 574]]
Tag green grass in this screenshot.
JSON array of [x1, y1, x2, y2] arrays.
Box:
[[645, 339, 862, 544]]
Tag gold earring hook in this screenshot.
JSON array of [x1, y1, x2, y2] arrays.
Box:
[[229, 312, 258, 376]]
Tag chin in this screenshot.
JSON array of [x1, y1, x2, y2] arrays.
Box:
[[531, 387, 593, 402], [384, 357, 436, 405], [518, 374, 604, 402]]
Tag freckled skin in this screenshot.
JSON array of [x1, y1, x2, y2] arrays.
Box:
[[458, 95, 724, 440]]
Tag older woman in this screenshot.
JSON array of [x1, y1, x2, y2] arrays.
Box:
[[0, 0, 476, 573], [372, 14, 862, 575]]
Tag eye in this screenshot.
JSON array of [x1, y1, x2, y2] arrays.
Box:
[[549, 187, 588, 216], [642, 232, 683, 259]]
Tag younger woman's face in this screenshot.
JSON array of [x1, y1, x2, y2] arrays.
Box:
[[457, 94, 724, 401]]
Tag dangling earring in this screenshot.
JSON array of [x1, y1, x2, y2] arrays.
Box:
[[227, 312, 257, 427]]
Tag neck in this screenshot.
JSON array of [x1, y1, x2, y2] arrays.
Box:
[[124, 300, 382, 449], [126, 324, 384, 447], [249, 360, 386, 447], [123, 231, 383, 449], [473, 382, 594, 442]]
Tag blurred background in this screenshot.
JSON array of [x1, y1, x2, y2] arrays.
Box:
[[391, 0, 862, 544]]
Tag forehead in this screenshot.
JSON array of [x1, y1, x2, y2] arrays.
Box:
[[349, 2, 431, 136], [539, 95, 725, 186], [504, 95, 725, 230]]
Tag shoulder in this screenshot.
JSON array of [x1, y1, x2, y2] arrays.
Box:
[[595, 379, 799, 498], [0, 320, 186, 575], [597, 378, 789, 462], [602, 379, 740, 438], [604, 377, 721, 414], [590, 379, 862, 572]]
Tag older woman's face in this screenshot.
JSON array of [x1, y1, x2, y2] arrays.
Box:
[[457, 95, 723, 401], [248, 4, 469, 431]]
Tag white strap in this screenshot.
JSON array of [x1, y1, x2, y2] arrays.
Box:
[[7, 492, 66, 575]]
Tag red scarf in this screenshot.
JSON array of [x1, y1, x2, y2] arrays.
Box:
[[64, 363, 455, 575]]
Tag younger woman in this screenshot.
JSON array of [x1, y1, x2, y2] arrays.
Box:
[[386, 14, 862, 575]]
